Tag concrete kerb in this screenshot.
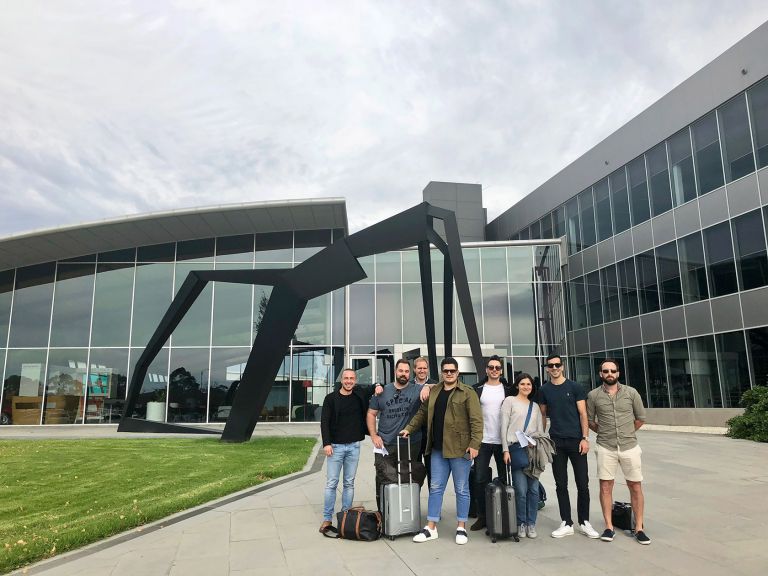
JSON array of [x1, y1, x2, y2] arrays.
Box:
[[11, 436, 323, 576]]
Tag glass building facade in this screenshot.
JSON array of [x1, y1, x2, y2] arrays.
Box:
[[0, 230, 564, 425], [496, 75, 768, 408]]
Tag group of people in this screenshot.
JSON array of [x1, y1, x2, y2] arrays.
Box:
[[319, 353, 651, 546]]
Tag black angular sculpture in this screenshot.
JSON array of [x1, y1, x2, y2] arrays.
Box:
[[118, 202, 484, 442]]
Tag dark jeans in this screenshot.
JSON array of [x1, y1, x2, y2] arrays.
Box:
[[551, 437, 590, 525], [473, 442, 506, 518], [419, 427, 431, 485]]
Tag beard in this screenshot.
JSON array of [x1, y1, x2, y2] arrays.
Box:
[[396, 375, 409, 385]]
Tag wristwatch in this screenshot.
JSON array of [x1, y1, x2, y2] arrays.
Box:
[[582, 436, 589, 441]]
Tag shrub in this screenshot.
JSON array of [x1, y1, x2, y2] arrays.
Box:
[[726, 386, 768, 442]]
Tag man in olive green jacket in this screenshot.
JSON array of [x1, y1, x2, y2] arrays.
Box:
[[401, 357, 483, 545]]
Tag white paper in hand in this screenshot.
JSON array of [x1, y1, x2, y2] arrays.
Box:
[[515, 431, 537, 447], [373, 446, 389, 456]]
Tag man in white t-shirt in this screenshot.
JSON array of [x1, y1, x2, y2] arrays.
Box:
[[469, 355, 514, 531]]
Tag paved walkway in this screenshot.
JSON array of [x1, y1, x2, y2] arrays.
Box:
[[7, 425, 768, 576]]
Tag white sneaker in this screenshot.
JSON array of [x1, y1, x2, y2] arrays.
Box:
[[579, 521, 600, 539], [413, 526, 438, 543], [551, 521, 574, 538], [455, 528, 468, 545], [517, 524, 526, 538], [527, 524, 537, 539]]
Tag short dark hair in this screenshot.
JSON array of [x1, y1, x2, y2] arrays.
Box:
[[512, 372, 538, 397], [441, 357, 458, 369], [395, 358, 411, 371], [545, 352, 563, 364], [599, 358, 620, 372], [486, 354, 503, 367]]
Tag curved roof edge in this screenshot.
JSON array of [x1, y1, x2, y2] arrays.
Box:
[[0, 198, 348, 272]]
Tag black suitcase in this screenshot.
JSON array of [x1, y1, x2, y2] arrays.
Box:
[[468, 464, 492, 518], [485, 466, 519, 542], [612, 501, 635, 533]]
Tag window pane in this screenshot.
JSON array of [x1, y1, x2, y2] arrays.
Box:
[[529, 220, 541, 240], [375, 285, 401, 347], [716, 330, 750, 408], [508, 246, 533, 282], [732, 209, 768, 290], [601, 265, 621, 323], [294, 230, 331, 262], [131, 264, 174, 348], [481, 247, 507, 283], [215, 234, 254, 263], [644, 343, 669, 407], [624, 345, 648, 405], [719, 94, 755, 181], [91, 263, 134, 347], [349, 284, 374, 345], [749, 77, 768, 168], [692, 111, 725, 195], [172, 263, 213, 347], [212, 264, 253, 346], [260, 354, 290, 422], [254, 232, 293, 262], [647, 143, 672, 216], [3, 349, 47, 425], [8, 263, 55, 348], [291, 348, 334, 422], [703, 222, 738, 297], [656, 241, 682, 309], [678, 232, 709, 303], [98, 248, 135, 263], [85, 348, 128, 424], [483, 283, 510, 348], [518, 227, 530, 240], [747, 326, 768, 401], [535, 244, 561, 282], [594, 179, 613, 242], [375, 252, 401, 283], [297, 293, 331, 345], [137, 243, 174, 262], [402, 284, 426, 344], [609, 167, 631, 235], [666, 339, 693, 408], [628, 156, 650, 225], [177, 238, 214, 263], [568, 277, 588, 329], [0, 270, 14, 347], [509, 283, 536, 354], [50, 263, 95, 347], [168, 348, 209, 423], [578, 188, 596, 250], [541, 213, 553, 239], [668, 128, 697, 204], [688, 335, 722, 408], [586, 271, 603, 326], [43, 349, 88, 424], [131, 347, 169, 420], [462, 248, 481, 282], [636, 250, 659, 314], [617, 258, 639, 318], [566, 197, 581, 255], [456, 284, 483, 345], [253, 283, 276, 339], [208, 348, 248, 422], [574, 356, 594, 392], [553, 206, 566, 238], [332, 288, 345, 346]]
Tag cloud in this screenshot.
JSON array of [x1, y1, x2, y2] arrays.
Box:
[[1, 1, 768, 240]]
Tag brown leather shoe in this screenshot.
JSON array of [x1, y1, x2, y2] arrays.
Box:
[[470, 517, 486, 531], [319, 520, 332, 533]]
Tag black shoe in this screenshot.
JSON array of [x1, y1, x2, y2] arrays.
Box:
[[470, 517, 486, 531], [600, 528, 615, 542], [635, 530, 651, 545]]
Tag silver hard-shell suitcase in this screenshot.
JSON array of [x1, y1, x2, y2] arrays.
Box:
[[485, 465, 519, 543], [381, 438, 421, 539]]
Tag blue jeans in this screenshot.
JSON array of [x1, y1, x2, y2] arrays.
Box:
[[427, 450, 472, 523], [511, 467, 540, 526], [323, 442, 360, 521]]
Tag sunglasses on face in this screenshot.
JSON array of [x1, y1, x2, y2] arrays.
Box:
[[442, 369, 457, 375], [487, 365, 502, 371], [601, 369, 618, 374], [546, 362, 563, 369]]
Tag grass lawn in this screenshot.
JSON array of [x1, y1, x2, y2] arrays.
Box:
[[0, 436, 315, 574]]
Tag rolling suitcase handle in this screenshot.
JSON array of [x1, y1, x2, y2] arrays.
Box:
[[396, 436, 416, 525]]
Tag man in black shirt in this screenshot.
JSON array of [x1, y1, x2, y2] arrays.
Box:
[[319, 368, 368, 533], [539, 353, 599, 539]]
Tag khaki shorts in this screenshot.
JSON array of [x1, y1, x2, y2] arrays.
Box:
[[595, 444, 643, 482]]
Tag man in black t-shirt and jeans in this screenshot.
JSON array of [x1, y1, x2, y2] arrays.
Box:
[[539, 353, 599, 539]]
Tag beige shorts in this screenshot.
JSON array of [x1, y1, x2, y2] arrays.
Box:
[[595, 444, 643, 482]]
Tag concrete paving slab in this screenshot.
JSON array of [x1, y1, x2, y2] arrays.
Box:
[[9, 424, 768, 576]]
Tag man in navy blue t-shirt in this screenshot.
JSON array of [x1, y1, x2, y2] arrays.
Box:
[[539, 353, 599, 539]]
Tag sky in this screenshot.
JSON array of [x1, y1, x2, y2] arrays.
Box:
[[2, 1, 768, 237]]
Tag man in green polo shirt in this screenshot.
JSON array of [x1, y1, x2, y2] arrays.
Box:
[[586, 358, 650, 546]]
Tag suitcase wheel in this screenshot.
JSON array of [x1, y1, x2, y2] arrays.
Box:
[[485, 530, 489, 536], [491, 537, 497, 543], [389, 536, 395, 541], [513, 535, 520, 542]]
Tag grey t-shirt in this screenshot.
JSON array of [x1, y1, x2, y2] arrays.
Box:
[[369, 382, 423, 445]]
